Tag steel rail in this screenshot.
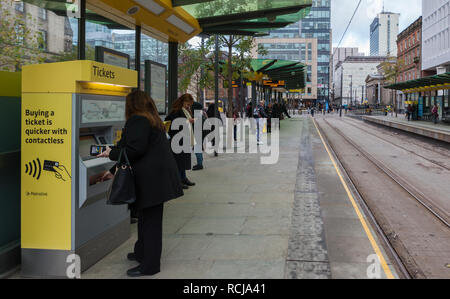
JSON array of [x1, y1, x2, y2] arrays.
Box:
[[322, 118, 450, 228]]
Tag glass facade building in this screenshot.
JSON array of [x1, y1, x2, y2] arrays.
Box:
[[259, 0, 330, 103], [299, 0, 331, 102]]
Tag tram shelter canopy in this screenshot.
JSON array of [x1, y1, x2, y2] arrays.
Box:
[[250, 59, 306, 91], [385, 72, 450, 94], [22, 0, 312, 42]]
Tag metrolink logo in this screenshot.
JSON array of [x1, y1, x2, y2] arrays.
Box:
[[92, 66, 116, 79], [170, 111, 280, 165]]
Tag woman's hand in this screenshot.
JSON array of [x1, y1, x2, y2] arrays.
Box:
[[97, 146, 112, 158], [189, 118, 195, 124], [100, 171, 114, 182]]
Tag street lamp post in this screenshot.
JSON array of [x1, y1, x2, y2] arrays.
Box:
[[349, 75, 353, 108], [340, 65, 343, 117]]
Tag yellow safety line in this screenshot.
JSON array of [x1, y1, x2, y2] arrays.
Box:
[[312, 118, 395, 279]]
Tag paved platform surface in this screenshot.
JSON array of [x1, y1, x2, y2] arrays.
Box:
[[12, 116, 396, 279], [362, 115, 450, 143]]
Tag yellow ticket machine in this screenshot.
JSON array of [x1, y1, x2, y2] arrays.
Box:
[[21, 61, 137, 277]]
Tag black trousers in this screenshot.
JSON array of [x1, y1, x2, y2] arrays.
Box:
[[134, 203, 164, 274]]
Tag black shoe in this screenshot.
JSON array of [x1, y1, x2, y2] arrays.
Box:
[[183, 178, 196, 186], [127, 252, 136, 261], [192, 165, 204, 171], [182, 184, 189, 189], [127, 265, 159, 277], [214, 151, 218, 157]]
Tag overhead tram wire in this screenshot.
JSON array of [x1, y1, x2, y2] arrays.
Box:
[[331, 0, 362, 107], [332, 0, 363, 57]]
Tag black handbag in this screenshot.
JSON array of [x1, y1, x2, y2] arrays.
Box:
[[107, 148, 136, 205]]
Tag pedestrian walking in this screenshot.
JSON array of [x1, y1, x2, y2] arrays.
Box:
[[165, 94, 196, 189], [281, 102, 291, 118], [97, 90, 183, 277], [253, 100, 266, 145], [311, 107, 315, 117]]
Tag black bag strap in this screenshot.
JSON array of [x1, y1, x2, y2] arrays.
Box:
[[116, 127, 131, 166], [117, 147, 131, 166]]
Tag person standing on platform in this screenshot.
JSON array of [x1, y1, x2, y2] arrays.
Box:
[[246, 102, 253, 119], [407, 105, 413, 121], [207, 103, 219, 157], [192, 101, 207, 171], [265, 103, 273, 133], [432, 104, 439, 124], [233, 107, 240, 141], [98, 90, 183, 277], [165, 94, 196, 189], [254, 100, 266, 145], [311, 106, 315, 117]]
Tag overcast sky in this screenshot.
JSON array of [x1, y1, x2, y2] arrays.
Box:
[[332, 0, 422, 55]]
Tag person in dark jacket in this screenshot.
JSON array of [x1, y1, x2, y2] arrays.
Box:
[[265, 103, 273, 133], [246, 102, 253, 118], [281, 102, 291, 118], [165, 94, 196, 189], [98, 90, 183, 277], [206, 103, 219, 156]]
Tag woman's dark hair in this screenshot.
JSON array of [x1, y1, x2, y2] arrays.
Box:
[[170, 93, 194, 115], [125, 90, 165, 131]]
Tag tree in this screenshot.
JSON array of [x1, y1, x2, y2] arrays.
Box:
[[380, 56, 405, 116], [178, 37, 215, 101], [0, 0, 45, 71]]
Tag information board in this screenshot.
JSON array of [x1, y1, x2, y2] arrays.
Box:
[[418, 97, 423, 117], [145, 60, 167, 114], [81, 99, 125, 124], [95, 46, 130, 69]]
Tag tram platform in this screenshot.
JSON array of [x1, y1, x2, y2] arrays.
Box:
[[11, 116, 397, 279], [362, 115, 450, 143]]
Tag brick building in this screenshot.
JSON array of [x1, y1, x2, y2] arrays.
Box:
[[397, 17, 429, 83]]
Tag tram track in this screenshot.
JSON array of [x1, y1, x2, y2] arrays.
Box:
[[322, 118, 449, 228], [313, 119, 412, 279], [339, 117, 450, 171], [315, 117, 450, 278]]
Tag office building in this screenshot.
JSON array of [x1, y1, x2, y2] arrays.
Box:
[[0, 1, 73, 70], [397, 17, 424, 82], [335, 56, 387, 106], [331, 47, 364, 98], [253, 38, 318, 101], [370, 11, 400, 56], [422, 0, 450, 73], [258, 0, 330, 103], [299, 0, 331, 102]]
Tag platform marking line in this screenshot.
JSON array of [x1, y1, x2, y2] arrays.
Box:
[[312, 118, 395, 279]]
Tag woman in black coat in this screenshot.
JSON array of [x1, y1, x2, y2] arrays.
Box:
[[98, 90, 183, 277], [165, 94, 196, 189]]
